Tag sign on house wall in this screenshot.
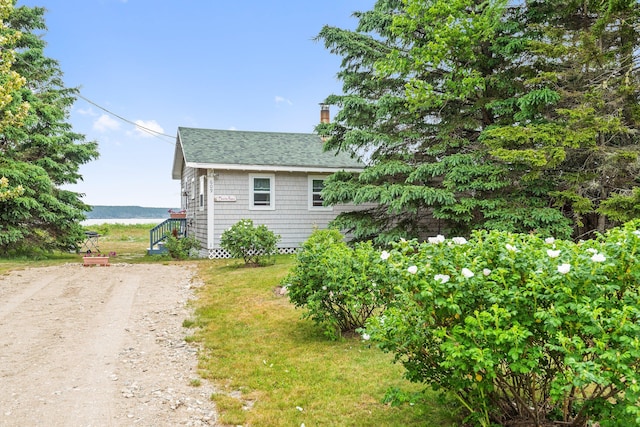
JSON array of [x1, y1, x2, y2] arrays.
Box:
[[214, 195, 237, 202]]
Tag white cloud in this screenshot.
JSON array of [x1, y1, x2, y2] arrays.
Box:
[[275, 96, 292, 106], [76, 106, 98, 116], [93, 114, 120, 132], [133, 119, 164, 138]]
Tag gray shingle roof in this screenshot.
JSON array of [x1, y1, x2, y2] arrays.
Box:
[[176, 127, 363, 171]]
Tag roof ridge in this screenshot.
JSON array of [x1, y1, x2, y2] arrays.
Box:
[[177, 126, 317, 137]]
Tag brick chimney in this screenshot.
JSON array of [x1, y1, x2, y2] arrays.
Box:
[[320, 103, 330, 124], [319, 104, 330, 142]]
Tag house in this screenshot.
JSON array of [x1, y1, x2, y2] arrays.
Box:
[[165, 110, 365, 258]]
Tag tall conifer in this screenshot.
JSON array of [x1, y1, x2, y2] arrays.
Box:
[[0, 3, 99, 253], [319, 0, 640, 241]]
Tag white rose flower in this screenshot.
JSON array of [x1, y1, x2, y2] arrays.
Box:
[[557, 263, 571, 274], [380, 250, 391, 260], [434, 274, 450, 284], [407, 265, 418, 274], [461, 268, 474, 278], [590, 253, 606, 263], [546, 249, 560, 258], [428, 235, 446, 244]]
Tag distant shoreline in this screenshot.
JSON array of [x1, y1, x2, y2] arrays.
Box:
[[85, 206, 179, 221], [81, 218, 164, 226]]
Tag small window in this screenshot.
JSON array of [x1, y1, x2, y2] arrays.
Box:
[[199, 175, 205, 209], [250, 174, 275, 210], [309, 176, 332, 210], [312, 179, 324, 206]]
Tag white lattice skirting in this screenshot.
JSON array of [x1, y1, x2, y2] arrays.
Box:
[[205, 247, 299, 260]]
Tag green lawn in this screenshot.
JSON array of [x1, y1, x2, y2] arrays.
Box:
[[0, 223, 162, 274], [82, 222, 161, 263], [189, 256, 458, 426]]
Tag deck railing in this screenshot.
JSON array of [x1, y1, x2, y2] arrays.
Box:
[[148, 218, 187, 255]]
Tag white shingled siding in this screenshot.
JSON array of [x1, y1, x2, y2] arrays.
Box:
[[194, 169, 209, 247], [205, 169, 355, 251], [181, 167, 208, 249]]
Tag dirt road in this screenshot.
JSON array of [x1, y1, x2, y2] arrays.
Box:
[[0, 263, 218, 427]]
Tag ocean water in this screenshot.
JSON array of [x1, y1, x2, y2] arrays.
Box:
[[81, 218, 164, 226]]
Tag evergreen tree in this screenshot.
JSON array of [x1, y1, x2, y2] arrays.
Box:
[[481, 0, 640, 236], [0, 3, 99, 254], [319, 0, 640, 242], [317, 0, 457, 244]]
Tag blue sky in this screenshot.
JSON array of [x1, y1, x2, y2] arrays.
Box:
[[16, 0, 375, 208]]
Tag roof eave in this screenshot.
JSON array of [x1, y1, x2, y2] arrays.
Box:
[[184, 162, 363, 173], [171, 134, 185, 180]]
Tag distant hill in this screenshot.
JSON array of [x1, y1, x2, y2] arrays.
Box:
[[85, 205, 180, 219]]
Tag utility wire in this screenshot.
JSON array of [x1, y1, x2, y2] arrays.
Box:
[[11, 55, 176, 144], [76, 94, 176, 142]]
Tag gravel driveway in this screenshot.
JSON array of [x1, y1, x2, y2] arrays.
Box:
[[0, 263, 218, 427]]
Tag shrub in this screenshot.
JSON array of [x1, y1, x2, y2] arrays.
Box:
[[220, 219, 280, 266], [364, 222, 640, 426], [164, 233, 200, 260], [284, 229, 392, 339]]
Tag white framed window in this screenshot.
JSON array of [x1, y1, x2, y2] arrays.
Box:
[[249, 173, 275, 210], [199, 175, 205, 209], [308, 175, 332, 210]]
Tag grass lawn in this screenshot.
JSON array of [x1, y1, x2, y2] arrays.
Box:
[[82, 222, 162, 263], [0, 223, 164, 274], [0, 252, 78, 274], [189, 256, 458, 426]]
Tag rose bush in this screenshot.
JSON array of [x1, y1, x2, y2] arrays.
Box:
[[220, 219, 280, 266], [283, 229, 392, 339], [364, 221, 640, 426], [164, 233, 200, 260]]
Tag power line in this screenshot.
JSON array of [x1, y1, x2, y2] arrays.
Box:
[[10, 54, 176, 144], [76, 94, 176, 142]]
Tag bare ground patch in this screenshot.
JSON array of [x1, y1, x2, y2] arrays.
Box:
[[0, 263, 218, 427]]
